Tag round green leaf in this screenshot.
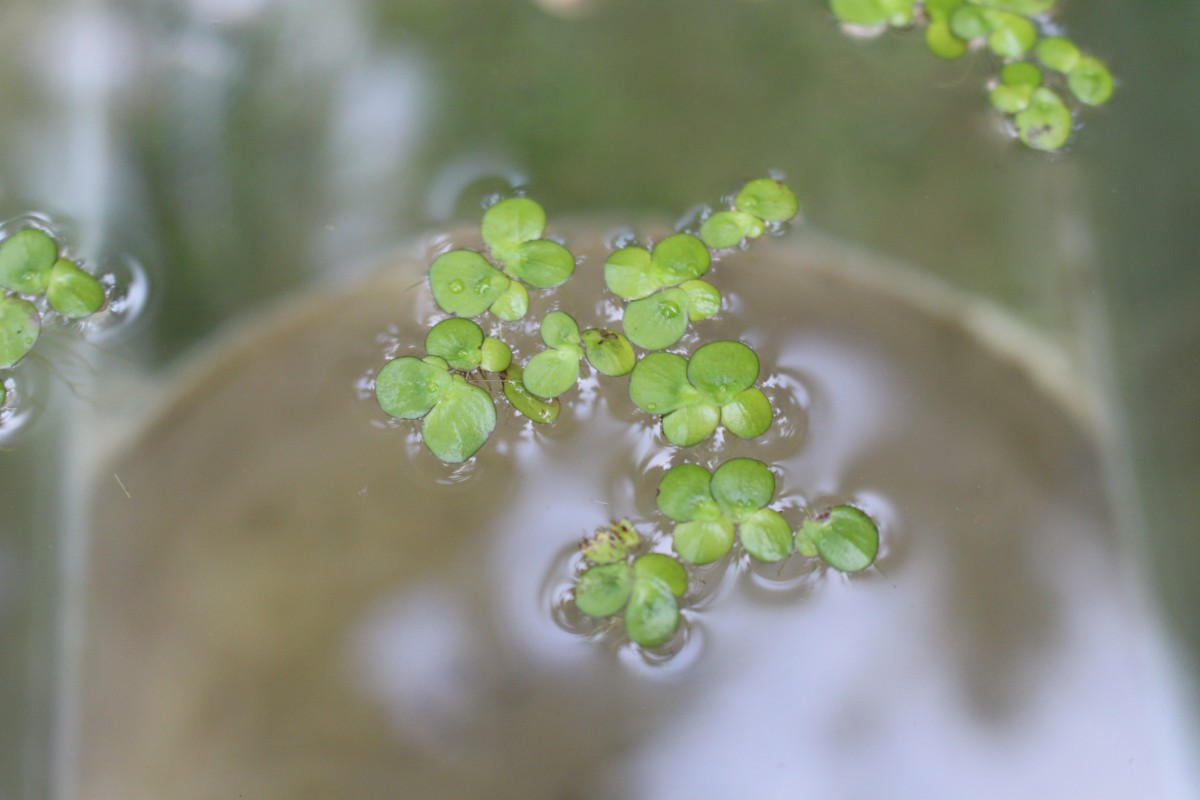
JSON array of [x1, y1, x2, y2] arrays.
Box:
[[1068, 56, 1114, 106], [990, 84, 1034, 114], [425, 318, 485, 371], [925, 20, 967, 59], [502, 364, 560, 424], [480, 337, 512, 372], [623, 288, 690, 351], [924, 0, 963, 23], [656, 463, 715, 522], [633, 553, 688, 598], [710, 457, 775, 522], [986, 12, 1037, 59], [0, 296, 40, 369], [721, 387, 773, 439], [422, 379, 496, 462], [687, 340, 760, 404], [481, 196, 545, 254], [948, 5, 991, 39], [661, 403, 721, 447], [672, 518, 736, 565], [680, 279, 721, 322], [374, 356, 449, 419], [604, 246, 657, 300], [1014, 87, 1072, 151], [739, 508, 793, 563], [46, 258, 105, 319], [1000, 61, 1042, 89], [574, 563, 633, 617], [804, 505, 880, 573], [734, 178, 800, 223], [0, 228, 57, 295], [540, 310, 580, 350], [699, 210, 764, 249], [582, 328, 636, 377], [429, 250, 509, 317], [624, 576, 680, 647], [523, 348, 581, 399], [489, 281, 529, 321], [507, 239, 576, 288], [629, 352, 694, 414], [649, 234, 710, 286], [1035, 36, 1081, 73]]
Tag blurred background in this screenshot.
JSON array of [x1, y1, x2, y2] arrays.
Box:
[[0, 0, 1196, 797]]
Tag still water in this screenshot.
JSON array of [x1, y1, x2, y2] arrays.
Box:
[[75, 227, 1192, 798]]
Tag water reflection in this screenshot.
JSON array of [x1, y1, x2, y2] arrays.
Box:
[[76, 232, 1196, 797]]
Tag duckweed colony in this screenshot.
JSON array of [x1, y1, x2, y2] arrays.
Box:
[[0, 224, 113, 421], [829, 0, 1114, 151], [372, 177, 883, 649]]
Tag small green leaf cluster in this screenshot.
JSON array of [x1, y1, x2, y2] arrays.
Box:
[[657, 459, 880, 571], [523, 311, 636, 399], [604, 233, 718, 350], [572, 520, 689, 647], [829, 0, 1114, 152], [429, 197, 576, 321], [700, 177, 800, 250], [629, 340, 771, 446], [376, 180, 795, 463], [374, 316, 512, 463], [0, 225, 109, 373]]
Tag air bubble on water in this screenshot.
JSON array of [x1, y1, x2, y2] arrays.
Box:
[[840, 22, 889, 40], [80, 256, 151, 343], [674, 203, 707, 232], [0, 370, 46, 443], [604, 226, 637, 251], [423, 153, 527, 221]]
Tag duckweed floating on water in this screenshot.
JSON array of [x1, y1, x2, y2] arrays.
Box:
[[629, 340, 771, 446], [47, 258, 106, 319], [796, 505, 881, 572], [825, 0, 1115, 151], [523, 311, 585, 399], [0, 296, 41, 369], [367, 176, 884, 656], [657, 458, 791, 564], [374, 355, 497, 462], [572, 520, 688, 647], [502, 363, 561, 424], [0, 228, 58, 295]]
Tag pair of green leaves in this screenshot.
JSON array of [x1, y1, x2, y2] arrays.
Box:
[[986, 63, 1074, 151], [657, 459, 792, 564], [0, 228, 107, 368], [699, 178, 800, 250], [374, 317, 510, 462], [429, 198, 576, 320], [605, 233, 720, 350], [522, 311, 637, 399], [657, 460, 882, 572], [796, 505, 881, 573], [629, 340, 771, 447], [573, 520, 688, 648]]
